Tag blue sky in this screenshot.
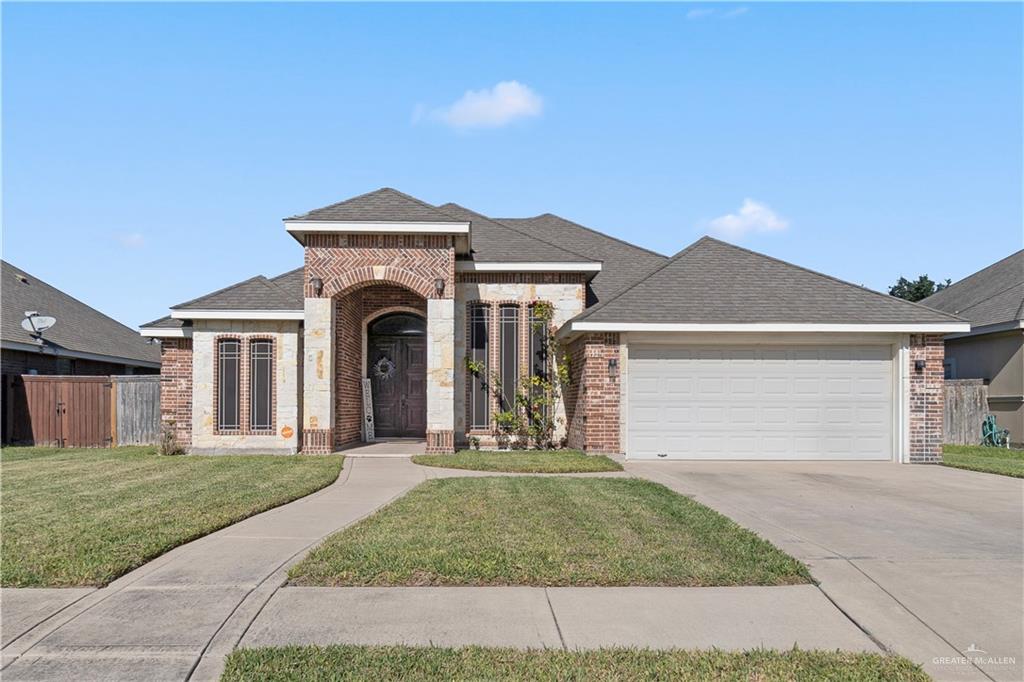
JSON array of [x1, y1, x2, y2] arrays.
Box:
[[4, 2, 1021, 327]]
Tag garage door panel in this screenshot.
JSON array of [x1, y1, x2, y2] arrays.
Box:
[[628, 344, 892, 460]]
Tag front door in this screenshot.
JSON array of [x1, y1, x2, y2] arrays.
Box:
[[367, 314, 427, 438]]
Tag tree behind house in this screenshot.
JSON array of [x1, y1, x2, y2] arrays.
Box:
[[889, 274, 951, 302]]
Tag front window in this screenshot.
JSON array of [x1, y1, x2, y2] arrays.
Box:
[[528, 305, 549, 422], [469, 304, 490, 429], [499, 305, 520, 412], [250, 339, 274, 430], [217, 339, 241, 430]]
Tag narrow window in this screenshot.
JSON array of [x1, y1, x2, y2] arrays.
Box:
[[469, 304, 490, 428], [529, 305, 549, 422], [499, 305, 519, 412], [217, 339, 241, 430], [250, 339, 274, 430]]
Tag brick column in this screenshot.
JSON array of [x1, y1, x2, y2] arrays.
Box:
[[565, 333, 621, 453], [301, 297, 334, 453], [159, 338, 192, 448], [907, 333, 945, 463], [426, 298, 455, 453]]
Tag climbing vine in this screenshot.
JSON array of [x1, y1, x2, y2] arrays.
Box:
[[464, 301, 571, 450]]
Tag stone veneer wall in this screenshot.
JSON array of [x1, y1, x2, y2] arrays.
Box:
[[159, 338, 193, 447], [453, 274, 586, 447], [190, 320, 300, 454], [565, 332, 621, 453], [908, 333, 945, 463]]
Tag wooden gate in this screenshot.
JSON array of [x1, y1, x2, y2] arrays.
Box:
[[4, 375, 112, 447], [944, 379, 989, 446], [112, 375, 161, 445]]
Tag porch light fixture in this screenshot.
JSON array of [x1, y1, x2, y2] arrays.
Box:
[[608, 358, 619, 377], [914, 359, 926, 372], [309, 276, 324, 297], [434, 278, 446, 297]]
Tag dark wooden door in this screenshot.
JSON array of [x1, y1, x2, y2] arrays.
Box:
[[5, 376, 112, 447], [367, 336, 426, 438]]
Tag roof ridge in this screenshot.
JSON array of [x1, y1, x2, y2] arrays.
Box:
[[437, 203, 600, 264], [508, 213, 668, 260], [288, 187, 450, 221], [569, 237, 709, 324], [169, 274, 270, 310], [696, 236, 966, 323], [2, 260, 148, 339], [951, 280, 1024, 316], [269, 266, 303, 281]]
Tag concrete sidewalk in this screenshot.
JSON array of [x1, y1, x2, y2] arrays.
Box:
[[1, 457, 429, 682], [240, 585, 876, 653]]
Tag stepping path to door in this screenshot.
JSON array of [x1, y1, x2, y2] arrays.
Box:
[[3, 458, 886, 682]]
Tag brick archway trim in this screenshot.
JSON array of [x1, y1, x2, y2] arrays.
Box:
[[322, 267, 436, 300]]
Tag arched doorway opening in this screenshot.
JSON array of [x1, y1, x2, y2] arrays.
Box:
[[366, 312, 427, 438]]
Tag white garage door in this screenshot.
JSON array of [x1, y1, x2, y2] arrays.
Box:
[[628, 345, 893, 460]]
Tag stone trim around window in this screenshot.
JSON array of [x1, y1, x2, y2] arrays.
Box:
[[212, 334, 276, 437]]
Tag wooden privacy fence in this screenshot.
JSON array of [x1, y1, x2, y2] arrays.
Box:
[[944, 379, 989, 446], [2, 375, 160, 448]]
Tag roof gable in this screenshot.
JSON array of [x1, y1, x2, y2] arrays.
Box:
[[437, 203, 594, 263], [920, 250, 1023, 327], [498, 213, 667, 303], [2, 260, 160, 365], [571, 237, 964, 326], [288, 188, 459, 223]]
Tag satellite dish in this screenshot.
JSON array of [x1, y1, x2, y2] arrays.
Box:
[[22, 313, 56, 335]]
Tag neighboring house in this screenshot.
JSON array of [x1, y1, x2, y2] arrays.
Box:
[[921, 250, 1024, 444], [140, 188, 967, 461], [2, 260, 161, 377]]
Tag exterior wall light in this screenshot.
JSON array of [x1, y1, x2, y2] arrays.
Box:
[[914, 359, 926, 372], [434, 278, 446, 297], [309, 276, 324, 297], [608, 358, 619, 377]]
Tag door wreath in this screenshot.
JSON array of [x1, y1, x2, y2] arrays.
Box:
[[372, 356, 396, 382]]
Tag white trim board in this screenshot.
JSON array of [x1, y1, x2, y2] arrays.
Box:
[[456, 261, 602, 273], [284, 220, 470, 234], [1, 340, 161, 369], [945, 319, 1023, 340], [169, 310, 304, 320], [139, 327, 192, 338], [570, 322, 970, 334]]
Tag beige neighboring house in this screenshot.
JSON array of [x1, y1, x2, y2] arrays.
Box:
[[922, 250, 1024, 444]]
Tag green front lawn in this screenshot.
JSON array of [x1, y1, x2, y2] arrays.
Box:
[[221, 645, 928, 682], [941, 444, 1024, 478], [289, 477, 810, 587], [411, 449, 622, 473], [1, 446, 343, 587]]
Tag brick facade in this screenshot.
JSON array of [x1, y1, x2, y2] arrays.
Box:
[[908, 333, 945, 463], [565, 333, 621, 453], [159, 338, 193, 447]]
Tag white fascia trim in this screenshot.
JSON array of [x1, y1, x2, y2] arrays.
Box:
[[139, 327, 192, 338], [1, 340, 161, 369], [169, 310, 304, 320], [570, 322, 972, 333], [284, 220, 470, 234], [945, 319, 1023, 340], [456, 261, 602, 272]]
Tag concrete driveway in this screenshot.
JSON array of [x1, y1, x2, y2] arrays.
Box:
[[629, 460, 1023, 682]]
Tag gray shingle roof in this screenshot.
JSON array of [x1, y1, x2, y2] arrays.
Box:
[[2, 260, 161, 365], [570, 237, 964, 325], [140, 316, 186, 329], [170, 270, 302, 311], [499, 213, 668, 303], [437, 204, 594, 264], [920, 251, 1024, 328], [288, 187, 462, 223]]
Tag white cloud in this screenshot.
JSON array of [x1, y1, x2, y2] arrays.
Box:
[[708, 199, 789, 238], [722, 6, 749, 18], [115, 232, 145, 249], [421, 81, 543, 130], [686, 8, 715, 19]]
